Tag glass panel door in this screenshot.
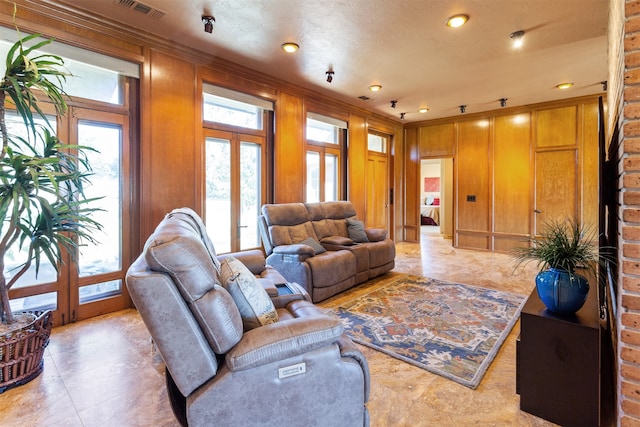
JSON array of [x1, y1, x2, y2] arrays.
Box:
[[7, 106, 132, 325], [205, 130, 264, 253], [240, 141, 261, 250], [6, 111, 60, 315], [325, 153, 338, 202], [72, 110, 132, 321], [205, 135, 232, 253], [77, 121, 122, 302], [306, 151, 320, 203]]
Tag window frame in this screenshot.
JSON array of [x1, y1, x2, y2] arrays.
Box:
[[304, 112, 347, 203]]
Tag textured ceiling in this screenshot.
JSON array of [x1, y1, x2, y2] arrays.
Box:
[[55, 0, 609, 122]]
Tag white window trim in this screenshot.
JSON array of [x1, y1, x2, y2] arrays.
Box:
[[307, 112, 347, 129], [0, 26, 140, 78], [203, 83, 273, 111]]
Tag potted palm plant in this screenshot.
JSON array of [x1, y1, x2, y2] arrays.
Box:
[[511, 218, 605, 314], [0, 26, 102, 393]]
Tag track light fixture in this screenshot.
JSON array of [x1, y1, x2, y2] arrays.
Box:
[[390, 100, 397, 109], [601, 81, 608, 91], [202, 15, 215, 34], [326, 70, 334, 83], [400, 112, 405, 120], [460, 105, 466, 113], [500, 98, 508, 107]]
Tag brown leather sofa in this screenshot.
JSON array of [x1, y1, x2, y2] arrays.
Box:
[[126, 208, 370, 426], [260, 201, 395, 302]]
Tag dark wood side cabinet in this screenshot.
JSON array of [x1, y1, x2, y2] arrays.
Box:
[[516, 281, 601, 427]]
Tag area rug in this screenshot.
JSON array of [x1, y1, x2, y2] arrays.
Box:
[[326, 275, 526, 389]]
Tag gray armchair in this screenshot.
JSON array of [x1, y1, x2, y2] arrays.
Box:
[[126, 208, 370, 427]]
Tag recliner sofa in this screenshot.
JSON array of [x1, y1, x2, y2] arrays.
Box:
[[260, 201, 395, 302], [126, 208, 370, 426]]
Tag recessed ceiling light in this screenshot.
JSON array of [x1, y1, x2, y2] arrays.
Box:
[[418, 108, 429, 113], [281, 42, 299, 53], [369, 84, 382, 92], [510, 30, 525, 48], [556, 82, 574, 89], [446, 14, 469, 28]]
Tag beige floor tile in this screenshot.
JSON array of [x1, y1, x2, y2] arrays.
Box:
[[0, 229, 587, 426]]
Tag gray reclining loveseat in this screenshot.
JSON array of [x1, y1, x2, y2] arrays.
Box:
[[260, 201, 395, 302], [126, 208, 370, 426]]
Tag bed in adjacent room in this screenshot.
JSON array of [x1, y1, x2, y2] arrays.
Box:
[[421, 197, 440, 226]]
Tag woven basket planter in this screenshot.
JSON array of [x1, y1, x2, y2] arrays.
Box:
[[0, 310, 53, 394]]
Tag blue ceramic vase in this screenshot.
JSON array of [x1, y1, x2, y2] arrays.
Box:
[[535, 268, 589, 314]]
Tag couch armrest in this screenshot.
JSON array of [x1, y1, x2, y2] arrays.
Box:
[[321, 235, 354, 246], [336, 334, 370, 402], [219, 249, 266, 275], [273, 244, 315, 257], [256, 277, 278, 298], [225, 316, 343, 371], [365, 228, 387, 242]]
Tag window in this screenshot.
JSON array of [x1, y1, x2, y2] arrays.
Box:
[[203, 85, 271, 253], [307, 118, 339, 144], [63, 61, 123, 104], [368, 132, 387, 153], [0, 27, 139, 105], [203, 93, 263, 130], [6, 100, 134, 324], [0, 33, 138, 324], [305, 113, 346, 203], [203, 83, 273, 130]]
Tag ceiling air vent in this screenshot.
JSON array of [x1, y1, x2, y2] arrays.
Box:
[[114, 0, 165, 20], [358, 96, 371, 101]]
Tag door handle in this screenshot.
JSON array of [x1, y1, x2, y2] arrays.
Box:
[[534, 209, 542, 214]]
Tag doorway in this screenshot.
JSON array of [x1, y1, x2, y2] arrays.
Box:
[[204, 129, 266, 254], [419, 158, 453, 240], [8, 106, 134, 325]]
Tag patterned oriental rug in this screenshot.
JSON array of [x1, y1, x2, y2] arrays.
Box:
[[326, 275, 526, 389]]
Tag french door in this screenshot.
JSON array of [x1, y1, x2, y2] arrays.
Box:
[[8, 106, 132, 325], [366, 131, 391, 230], [204, 129, 266, 253]]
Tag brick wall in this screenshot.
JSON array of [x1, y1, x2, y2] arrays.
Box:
[[621, 1, 640, 425]]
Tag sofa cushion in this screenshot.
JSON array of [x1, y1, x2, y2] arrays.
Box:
[[143, 212, 243, 354], [262, 202, 309, 226], [347, 218, 369, 243], [306, 251, 356, 287], [311, 218, 338, 240], [220, 257, 279, 331], [300, 237, 326, 254], [192, 286, 244, 354], [145, 216, 221, 303], [269, 222, 318, 246], [365, 228, 387, 242], [169, 208, 221, 272]]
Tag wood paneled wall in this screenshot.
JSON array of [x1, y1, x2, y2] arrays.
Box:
[[274, 92, 305, 203], [403, 127, 420, 241], [142, 50, 198, 235], [405, 96, 602, 251], [457, 119, 491, 249], [493, 113, 531, 250], [0, 1, 403, 247], [0, 2, 600, 254], [348, 114, 368, 217]]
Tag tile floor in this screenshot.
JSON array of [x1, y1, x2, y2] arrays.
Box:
[[0, 229, 606, 426]]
